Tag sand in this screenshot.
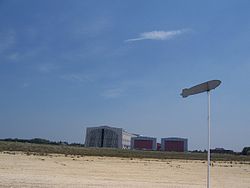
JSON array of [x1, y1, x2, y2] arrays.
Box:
[[0, 152, 249, 188]]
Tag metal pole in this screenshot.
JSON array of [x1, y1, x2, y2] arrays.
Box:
[[207, 91, 211, 188]]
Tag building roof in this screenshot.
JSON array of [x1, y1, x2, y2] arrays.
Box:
[[162, 137, 188, 141]]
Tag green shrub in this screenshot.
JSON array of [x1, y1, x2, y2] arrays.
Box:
[[242, 147, 250, 155]]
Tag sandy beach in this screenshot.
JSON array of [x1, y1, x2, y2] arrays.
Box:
[[0, 152, 249, 188]]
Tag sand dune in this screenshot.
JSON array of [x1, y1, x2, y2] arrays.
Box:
[[0, 152, 249, 188]]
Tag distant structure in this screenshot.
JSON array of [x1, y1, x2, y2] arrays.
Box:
[[157, 143, 161, 151], [161, 137, 188, 152], [211, 148, 234, 154], [131, 136, 157, 151], [84, 126, 189, 152], [85, 126, 137, 149]]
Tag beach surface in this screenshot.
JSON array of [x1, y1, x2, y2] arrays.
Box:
[[0, 152, 249, 188]]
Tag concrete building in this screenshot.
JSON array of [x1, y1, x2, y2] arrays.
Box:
[[161, 137, 188, 152], [85, 126, 137, 149], [131, 136, 157, 151]]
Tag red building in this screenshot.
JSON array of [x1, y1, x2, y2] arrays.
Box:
[[131, 136, 157, 150], [161, 138, 188, 152]]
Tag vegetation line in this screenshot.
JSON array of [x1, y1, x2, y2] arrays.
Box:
[[0, 141, 249, 162]]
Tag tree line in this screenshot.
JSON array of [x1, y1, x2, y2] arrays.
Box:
[[0, 138, 84, 147]]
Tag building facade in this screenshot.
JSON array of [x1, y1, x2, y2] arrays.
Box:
[[85, 126, 136, 149], [161, 137, 188, 152], [131, 136, 157, 151]]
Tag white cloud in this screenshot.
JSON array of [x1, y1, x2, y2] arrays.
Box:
[[125, 29, 190, 42]]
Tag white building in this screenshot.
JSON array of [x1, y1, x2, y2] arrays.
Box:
[[85, 126, 137, 149]]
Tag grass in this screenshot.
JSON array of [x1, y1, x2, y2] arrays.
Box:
[[0, 141, 249, 162]]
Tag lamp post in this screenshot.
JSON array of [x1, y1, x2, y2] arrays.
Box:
[[181, 80, 221, 188]]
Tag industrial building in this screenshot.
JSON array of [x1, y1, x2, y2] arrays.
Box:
[[161, 137, 188, 152], [85, 126, 137, 149], [84, 125, 189, 152], [131, 136, 157, 150], [157, 143, 161, 151]]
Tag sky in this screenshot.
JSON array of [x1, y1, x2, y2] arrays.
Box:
[[0, 0, 250, 151]]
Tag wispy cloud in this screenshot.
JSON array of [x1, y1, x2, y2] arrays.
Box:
[[61, 73, 95, 83], [20, 83, 30, 88], [73, 17, 112, 39], [101, 88, 125, 99], [38, 63, 59, 73], [0, 30, 16, 53], [125, 29, 190, 42], [100, 80, 143, 99], [7, 52, 20, 61]]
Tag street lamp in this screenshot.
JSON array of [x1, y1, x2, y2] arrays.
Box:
[[181, 80, 221, 188]]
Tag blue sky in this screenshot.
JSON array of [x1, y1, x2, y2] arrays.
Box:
[[0, 0, 250, 151]]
